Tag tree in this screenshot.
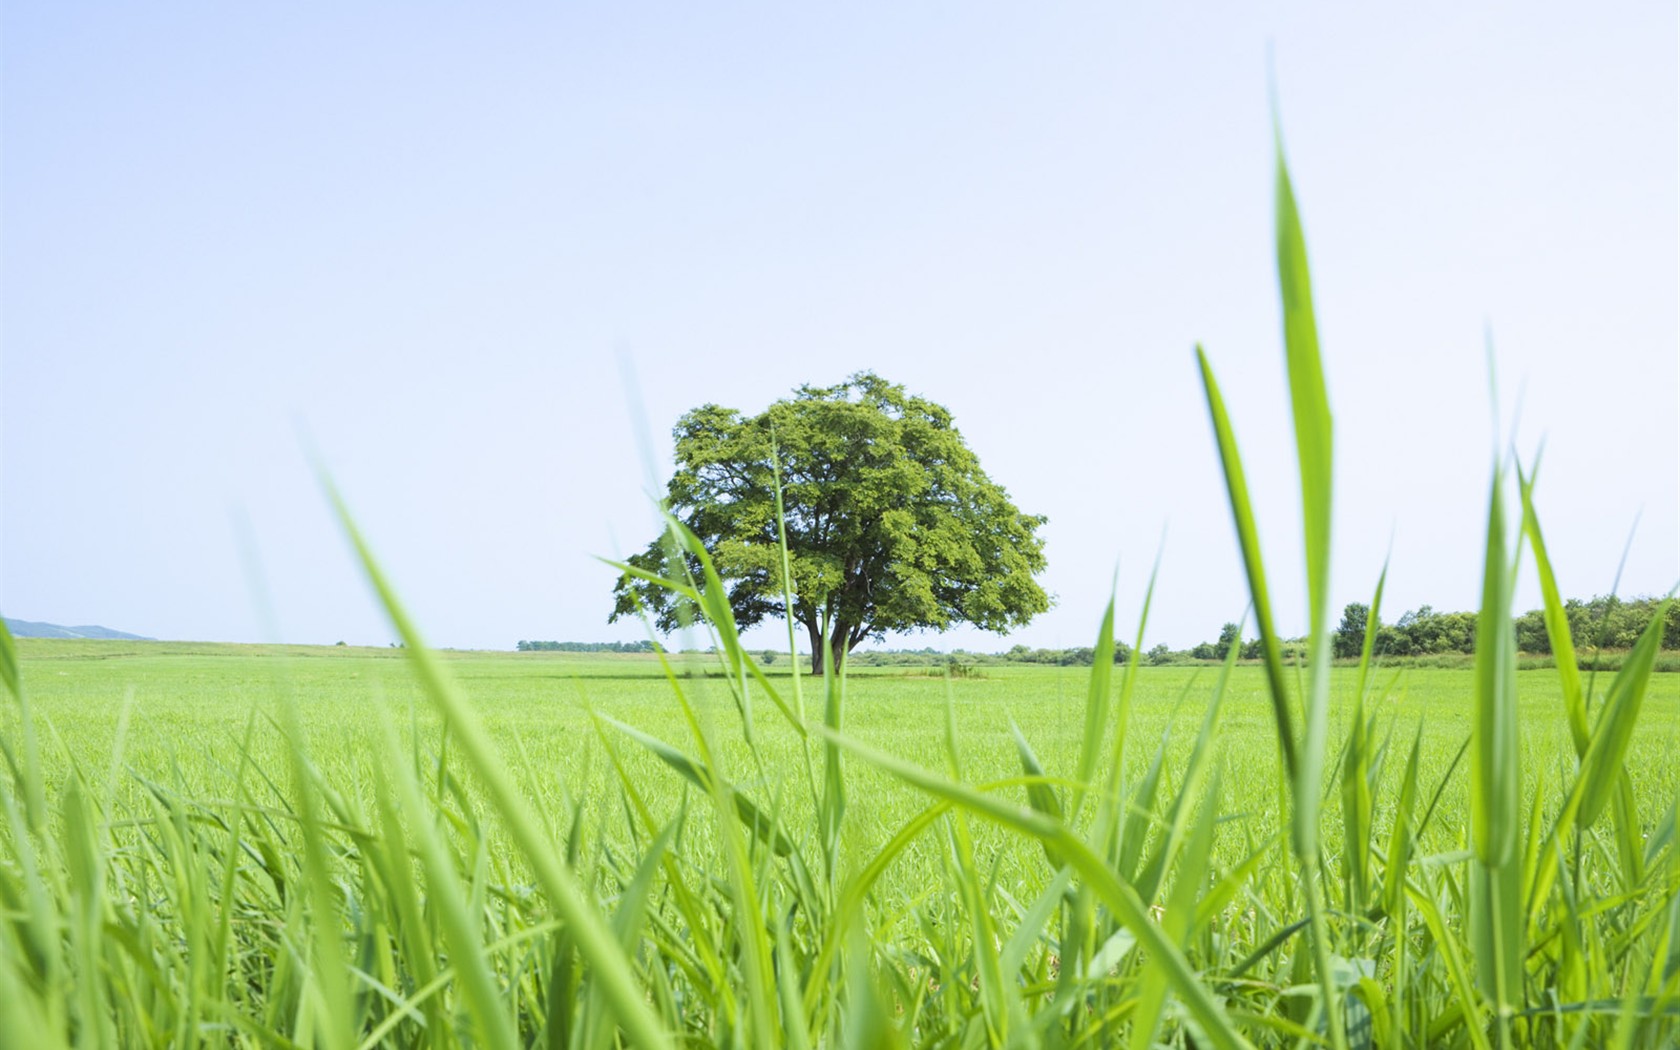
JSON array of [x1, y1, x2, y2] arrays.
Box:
[[1217, 621, 1241, 651], [1333, 602, 1369, 659], [609, 373, 1050, 674], [1513, 609, 1551, 654]]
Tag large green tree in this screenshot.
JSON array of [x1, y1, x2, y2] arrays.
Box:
[[610, 373, 1050, 673]]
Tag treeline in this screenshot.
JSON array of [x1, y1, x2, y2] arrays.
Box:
[[521, 594, 1676, 665], [515, 640, 662, 653], [1515, 595, 1680, 653], [1136, 594, 1680, 666], [1332, 594, 1680, 660]]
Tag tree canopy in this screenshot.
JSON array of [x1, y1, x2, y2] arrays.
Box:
[[610, 372, 1050, 673]]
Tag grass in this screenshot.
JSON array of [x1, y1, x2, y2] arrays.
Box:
[[5, 141, 1680, 1047], [20, 642, 1680, 859], [7, 643, 1680, 1046]]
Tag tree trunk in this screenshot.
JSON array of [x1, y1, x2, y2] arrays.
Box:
[[829, 630, 849, 676], [806, 620, 855, 676], [807, 620, 826, 676]]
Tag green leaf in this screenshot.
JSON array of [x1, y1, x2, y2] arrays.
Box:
[[324, 475, 675, 1050], [599, 716, 795, 857], [0, 615, 18, 702], [1010, 720, 1065, 870], [1577, 601, 1670, 828], [1468, 466, 1523, 1023], [1516, 461, 1588, 756], [819, 725, 1254, 1050], [1274, 129, 1343, 1050], [1071, 592, 1116, 820], [1195, 347, 1297, 783]]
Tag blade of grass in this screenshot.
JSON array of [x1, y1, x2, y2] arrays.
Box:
[[1071, 591, 1117, 822], [0, 614, 45, 831], [373, 721, 518, 1049], [769, 438, 807, 724], [1516, 460, 1588, 756], [597, 716, 795, 857], [1195, 347, 1297, 783], [324, 476, 674, 1050], [1469, 466, 1523, 1038], [1273, 131, 1347, 1050], [818, 725, 1254, 1050]]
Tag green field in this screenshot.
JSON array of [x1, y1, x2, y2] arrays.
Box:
[[7, 636, 1680, 1047], [17, 639, 1680, 871]]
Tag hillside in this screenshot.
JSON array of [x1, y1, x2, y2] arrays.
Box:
[[5, 619, 152, 641]]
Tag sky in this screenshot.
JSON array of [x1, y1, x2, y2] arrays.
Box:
[[2, 3, 1676, 654]]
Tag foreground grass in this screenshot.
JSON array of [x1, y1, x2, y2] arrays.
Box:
[[4, 641, 1679, 1047]]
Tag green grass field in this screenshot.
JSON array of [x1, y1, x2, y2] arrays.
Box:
[[16, 640, 1680, 873], [8, 636, 1680, 1046]]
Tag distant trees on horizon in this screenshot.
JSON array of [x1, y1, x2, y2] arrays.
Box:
[[521, 593, 1678, 665], [1327, 593, 1680, 661], [515, 639, 661, 653]]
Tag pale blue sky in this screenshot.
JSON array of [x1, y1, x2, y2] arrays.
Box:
[[3, 3, 1675, 652]]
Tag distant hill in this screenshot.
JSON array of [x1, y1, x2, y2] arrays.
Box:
[[5, 619, 153, 641]]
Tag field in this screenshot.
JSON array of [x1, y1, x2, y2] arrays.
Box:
[[15, 641, 1680, 882], [7, 634, 1680, 1047]]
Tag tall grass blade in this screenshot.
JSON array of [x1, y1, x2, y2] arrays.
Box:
[[374, 723, 519, 1049], [1516, 461, 1588, 755], [1576, 605, 1670, 829], [279, 708, 356, 1049], [1469, 467, 1523, 1033], [820, 628, 845, 869], [323, 476, 675, 1050], [598, 716, 796, 856], [769, 438, 806, 722], [1272, 160, 1340, 1050], [1273, 142, 1335, 859], [0, 616, 19, 703], [0, 614, 45, 830], [1071, 593, 1116, 820], [820, 726, 1254, 1050], [1341, 567, 1386, 912], [1097, 549, 1161, 852], [1194, 348, 1298, 785], [1010, 721, 1066, 870]]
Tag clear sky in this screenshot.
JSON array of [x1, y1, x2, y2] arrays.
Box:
[[3, 3, 1675, 653]]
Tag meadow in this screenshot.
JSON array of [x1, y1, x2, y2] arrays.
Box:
[[6, 630, 1680, 1048], [21, 640, 1680, 898], [5, 146, 1679, 1048]]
